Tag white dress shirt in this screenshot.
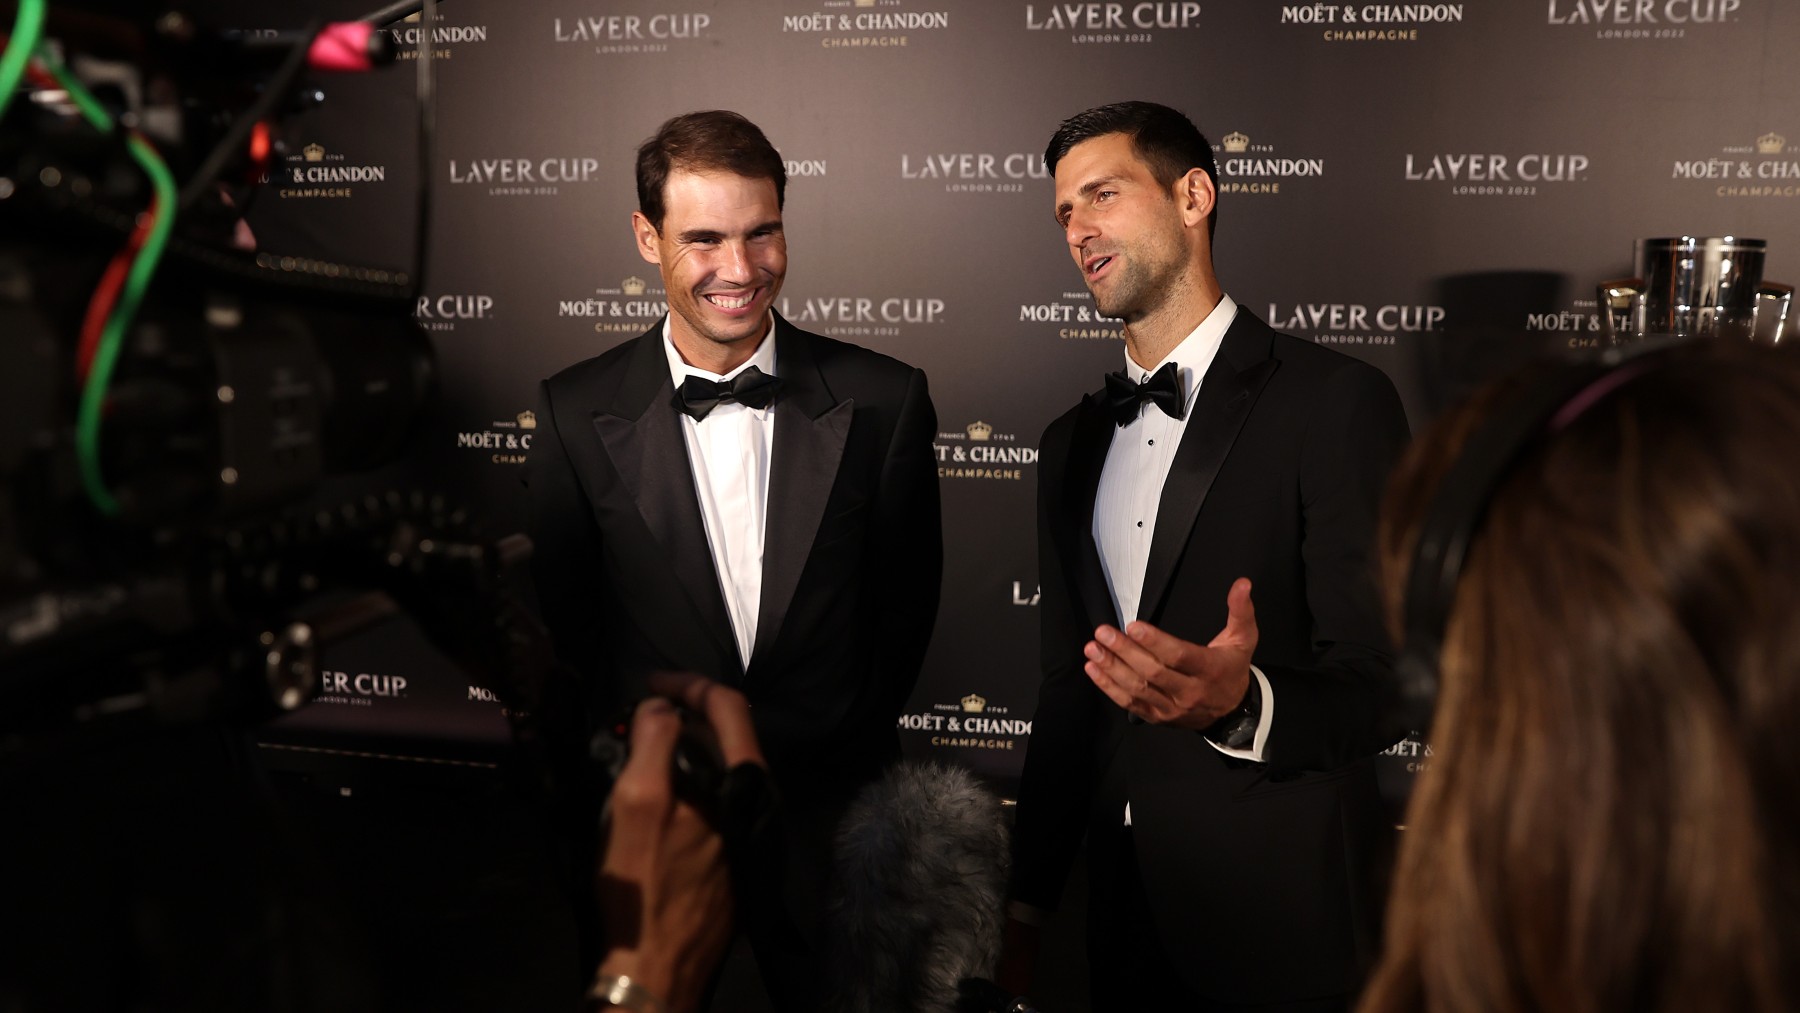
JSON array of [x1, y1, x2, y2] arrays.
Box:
[[663, 317, 778, 668], [1093, 295, 1273, 809]]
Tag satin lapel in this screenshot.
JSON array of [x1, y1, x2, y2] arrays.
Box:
[[1137, 327, 1279, 625], [590, 329, 740, 669], [750, 326, 851, 670], [1063, 396, 1120, 632]]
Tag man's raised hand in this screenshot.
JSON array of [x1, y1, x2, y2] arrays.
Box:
[[1082, 577, 1259, 728]]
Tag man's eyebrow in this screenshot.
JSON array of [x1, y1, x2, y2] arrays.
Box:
[[1077, 174, 1125, 198], [675, 220, 784, 244], [1054, 175, 1125, 223]]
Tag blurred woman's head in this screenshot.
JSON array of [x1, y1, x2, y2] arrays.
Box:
[[1363, 339, 1800, 1013]]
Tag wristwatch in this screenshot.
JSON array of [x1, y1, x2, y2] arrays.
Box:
[[1200, 671, 1261, 750]]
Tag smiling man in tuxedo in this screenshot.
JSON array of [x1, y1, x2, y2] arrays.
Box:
[[525, 110, 941, 1010], [1001, 101, 1411, 1012]]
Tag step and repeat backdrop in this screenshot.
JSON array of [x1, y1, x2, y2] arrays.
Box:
[[223, 0, 1800, 803]]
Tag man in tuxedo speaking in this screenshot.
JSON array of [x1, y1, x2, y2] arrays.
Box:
[[1001, 102, 1410, 1011], [525, 110, 942, 1010]]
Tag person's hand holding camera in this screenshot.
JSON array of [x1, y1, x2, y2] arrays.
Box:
[[590, 673, 766, 1013]]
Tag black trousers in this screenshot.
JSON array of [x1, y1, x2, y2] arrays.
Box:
[[1085, 824, 1350, 1013], [707, 779, 856, 1013]]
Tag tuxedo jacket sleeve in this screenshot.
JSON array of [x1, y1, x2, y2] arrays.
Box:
[[861, 365, 943, 720], [1258, 352, 1413, 769], [525, 371, 617, 708], [1009, 414, 1111, 912]]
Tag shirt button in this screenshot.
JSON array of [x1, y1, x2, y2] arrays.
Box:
[[1136, 521, 1144, 528], [1147, 439, 1155, 446]]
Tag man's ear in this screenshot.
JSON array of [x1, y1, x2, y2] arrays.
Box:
[[631, 210, 662, 265], [1177, 168, 1215, 230]]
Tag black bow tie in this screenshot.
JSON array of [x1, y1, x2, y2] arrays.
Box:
[[1104, 361, 1184, 426], [676, 365, 781, 420]]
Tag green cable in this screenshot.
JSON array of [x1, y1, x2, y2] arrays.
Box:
[[41, 46, 179, 516], [0, 0, 47, 122]]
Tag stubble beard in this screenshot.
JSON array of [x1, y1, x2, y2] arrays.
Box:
[[1091, 240, 1183, 324]]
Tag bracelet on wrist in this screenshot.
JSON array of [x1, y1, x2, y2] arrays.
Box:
[[586, 974, 669, 1013]]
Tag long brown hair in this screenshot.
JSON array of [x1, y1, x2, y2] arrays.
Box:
[[1361, 339, 1800, 1013]]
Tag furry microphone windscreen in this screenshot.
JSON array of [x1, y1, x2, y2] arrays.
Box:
[[824, 761, 1010, 1013]]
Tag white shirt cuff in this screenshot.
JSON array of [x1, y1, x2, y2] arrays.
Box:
[[1203, 663, 1272, 762]]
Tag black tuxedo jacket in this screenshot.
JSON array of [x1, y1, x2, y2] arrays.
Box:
[[524, 316, 942, 791], [1012, 308, 1410, 1004]]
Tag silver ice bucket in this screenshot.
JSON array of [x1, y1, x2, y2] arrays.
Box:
[[1598, 236, 1792, 345]]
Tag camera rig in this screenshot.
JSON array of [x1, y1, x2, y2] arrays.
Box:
[[0, 0, 566, 783]]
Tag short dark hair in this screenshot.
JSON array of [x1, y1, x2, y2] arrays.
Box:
[[635, 110, 787, 231], [1044, 101, 1219, 239]]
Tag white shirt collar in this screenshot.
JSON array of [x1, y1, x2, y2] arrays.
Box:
[[662, 314, 779, 385], [1124, 294, 1238, 406]]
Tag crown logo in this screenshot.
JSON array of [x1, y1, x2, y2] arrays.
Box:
[[303, 143, 325, 163], [516, 410, 537, 430], [966, 420, 993, 441], [621, 276, 647, 296], [960, 693, 986, 713], [1758, 132, 1786, 155], [1221, 131, 1250, 153]]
